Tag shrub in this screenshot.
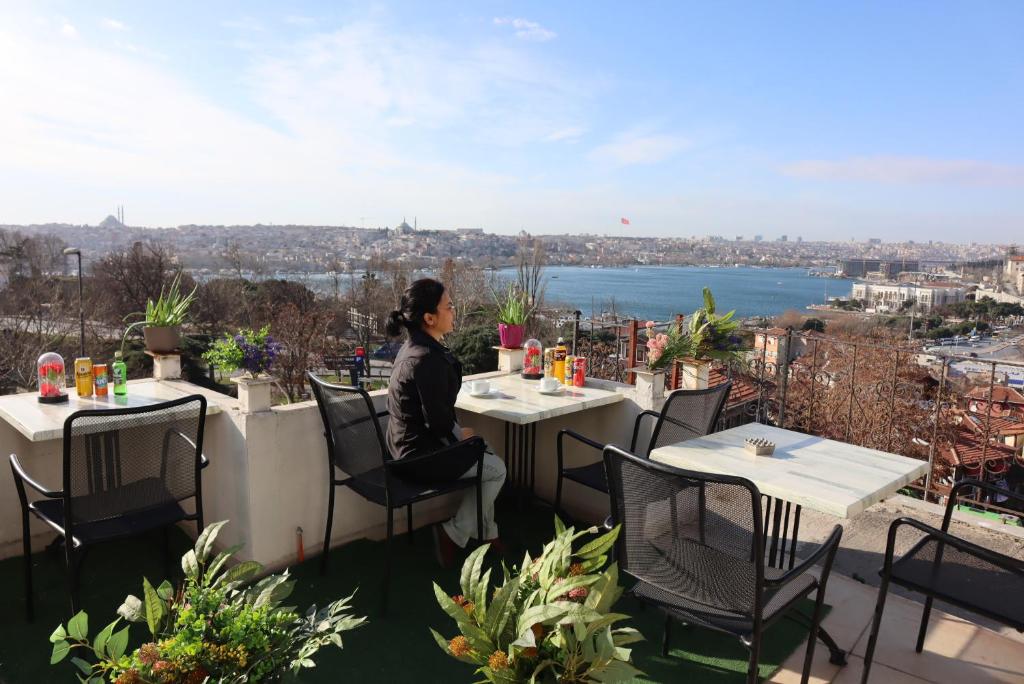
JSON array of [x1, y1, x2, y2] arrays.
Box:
[[48, 521, 365, 682], [431, 517, 642, 683], [446, 324, 500, 374]]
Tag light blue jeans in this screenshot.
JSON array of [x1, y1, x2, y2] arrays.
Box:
[[442, 449, 506, 547]]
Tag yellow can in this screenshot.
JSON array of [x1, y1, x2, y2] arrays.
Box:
[[74, 357, 93, 397]]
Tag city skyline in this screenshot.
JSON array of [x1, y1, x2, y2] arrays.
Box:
[[1, 2, 1022, 241]]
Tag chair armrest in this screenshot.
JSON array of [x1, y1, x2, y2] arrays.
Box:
[[765, 524, 843, 588], [8, 453, 61, 498], [557, 428, 604, 473], [629, 411, 660, 452], [376, 409, 390, 419], [163, 429, 209, 469], [884, 516, 1024, 575]]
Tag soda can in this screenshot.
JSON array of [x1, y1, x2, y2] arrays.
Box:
[[573, 356, 587, 387], [74, 357, 93, 397], [563, 355, 574, 385], [543, 348, 555, 378], [93, 364, 109, 396]]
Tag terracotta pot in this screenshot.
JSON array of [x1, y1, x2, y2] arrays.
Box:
[[143, 325, 181, 354], [498, 323, 524, 349]]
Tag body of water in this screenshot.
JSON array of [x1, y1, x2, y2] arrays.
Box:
[[540, 266, 853, 321]]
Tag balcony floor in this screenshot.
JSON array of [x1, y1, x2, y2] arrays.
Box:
[[1, 500, 1021, 683]]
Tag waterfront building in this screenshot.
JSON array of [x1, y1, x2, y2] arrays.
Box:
[[850, 282, 965, 313]]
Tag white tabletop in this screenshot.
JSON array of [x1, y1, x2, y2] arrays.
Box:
[[455, 374, 624, 425], [0, 379, 225, 442], [649, 423, 929, 518]]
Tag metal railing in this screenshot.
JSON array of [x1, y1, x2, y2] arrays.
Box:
[[589, 321, 1024, 512]]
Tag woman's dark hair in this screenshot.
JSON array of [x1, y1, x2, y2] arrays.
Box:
[[386, 278, 446, 337]]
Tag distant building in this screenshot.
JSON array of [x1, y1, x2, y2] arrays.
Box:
[[839, 258, 919, 279], [868, 238, 882, 245], [850, 282, 965, 312], [1003, 254, 1024, 293], [778, 235, 788, 242], [753, 235, 763, 242], [394, 218, 415, 236]]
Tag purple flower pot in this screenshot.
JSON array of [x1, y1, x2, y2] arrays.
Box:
[[498, 323, 524, 349]]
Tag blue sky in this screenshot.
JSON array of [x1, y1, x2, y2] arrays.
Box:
[[0, 1, 1021, 241]]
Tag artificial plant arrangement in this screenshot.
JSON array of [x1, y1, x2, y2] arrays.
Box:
[[492, 283, 534, 349], [432, 517, 643, 683], [646, 287, 745, 370], [203, 325, 281, 378], [48, 521, 365, 683]]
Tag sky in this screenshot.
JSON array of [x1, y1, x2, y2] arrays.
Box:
[[0, 1, 1022, 242]]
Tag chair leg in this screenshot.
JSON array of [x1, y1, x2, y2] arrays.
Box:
[[555, 471, 564, 515], [381, 506, 394, 614], [861, 572, 892, 684], [661, 614, 672, 657], [20, 510, 33, 622], [800, 585, 829, 684], [65, 542, 79, 617], [915, 596, 933, 653], [746, 633, 761, 684], [407, 503, 414, 545], [321, 485, 336, 576]]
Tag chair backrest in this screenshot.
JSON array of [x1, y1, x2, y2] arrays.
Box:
[[62, 395, 206, 526], [308, 372, 388, 477], [603, 444, 767, 618], [646, 381, 732, 455]]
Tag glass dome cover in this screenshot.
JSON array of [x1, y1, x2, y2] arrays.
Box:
[[37, 352, 68, 403], [521, 338, 543, 379]]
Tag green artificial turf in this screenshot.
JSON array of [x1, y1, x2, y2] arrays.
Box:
[[0, 504, 826, 683]]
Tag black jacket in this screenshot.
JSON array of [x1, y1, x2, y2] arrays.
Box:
[[386, 329, 463, 460]]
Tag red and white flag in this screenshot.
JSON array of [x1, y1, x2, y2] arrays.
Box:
[[620, 217, 631, 225]]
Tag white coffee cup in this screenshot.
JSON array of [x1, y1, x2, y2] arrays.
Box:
[[471, 379, 490, 394], [540, 377, 560, 392]]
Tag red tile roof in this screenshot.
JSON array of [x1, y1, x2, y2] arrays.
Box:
[[965, 385, 1024, 405], [708, 368, 761, 409], [939, 427, 1016, 467]]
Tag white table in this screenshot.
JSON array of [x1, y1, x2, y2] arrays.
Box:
[[650, 423, 929, 519], [456, 373, 624, 494], [0, 379, 225, 442]]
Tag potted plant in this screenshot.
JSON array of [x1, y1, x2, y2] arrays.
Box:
[[644, 287, 744, 389], [48, 521, 366, 683], [493, 283, 532, 349], [203, 325, 283, 412], [432, 517, 643, 683], [123, 273, 198, 354]]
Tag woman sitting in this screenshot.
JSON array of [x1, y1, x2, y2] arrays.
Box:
[[385, 277, 506, 567]]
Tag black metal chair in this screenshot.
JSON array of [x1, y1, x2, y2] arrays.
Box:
[[308, 373, 484, 609], [10, 394, 209, 620], [860, 479, 1024, 683], [603, 445, 842, 684], [555, 381, 732, 513]]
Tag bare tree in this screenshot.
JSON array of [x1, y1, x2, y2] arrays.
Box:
[[270, 302, 334, 401]]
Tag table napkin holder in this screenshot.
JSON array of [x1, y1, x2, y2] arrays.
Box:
[[745, 437, 775, 456]]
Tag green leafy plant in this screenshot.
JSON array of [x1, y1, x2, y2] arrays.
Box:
[[124, 273, 198, 332], [203, 325, 281, 377], [48, 521, 366, 683], [646, 287, 745, 370], [492, 283, 533, 326], [432, 517, 642, 683]]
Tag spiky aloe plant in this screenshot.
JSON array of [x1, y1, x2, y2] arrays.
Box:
[[122, 272, 198, 347], [492, 283, 533, 326], [431, 517, 643, 683]]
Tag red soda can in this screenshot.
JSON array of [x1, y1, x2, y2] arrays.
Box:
[[573, 357, 587, 387]]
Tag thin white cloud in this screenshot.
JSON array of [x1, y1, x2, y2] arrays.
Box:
[[781, 156, 1024, 186], [493, 17, 556, 42], [60, 22, 77, 38], [101, 18, 128, 31], [285, 15, 315, 26], [545, 126, 585, 142], [589, 130, 691, 166], [222, 17, 264, 32]]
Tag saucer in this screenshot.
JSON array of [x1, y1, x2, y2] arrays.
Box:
[[536, 386, 565, 396], [468, 388, 499, 398]]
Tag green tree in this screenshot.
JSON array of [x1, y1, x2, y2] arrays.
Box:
[[446, 324, 500, 374], [801, 318, 826, 333]]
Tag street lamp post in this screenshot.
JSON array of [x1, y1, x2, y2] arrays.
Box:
[[63, 247, 85, 358]]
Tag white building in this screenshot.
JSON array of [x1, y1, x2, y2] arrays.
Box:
[[850, 282, 965, 312]]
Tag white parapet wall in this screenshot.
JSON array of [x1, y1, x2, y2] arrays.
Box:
[[0, 372, 652, 572]]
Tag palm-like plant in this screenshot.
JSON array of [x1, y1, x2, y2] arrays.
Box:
[[122, 273, 198, 339]]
